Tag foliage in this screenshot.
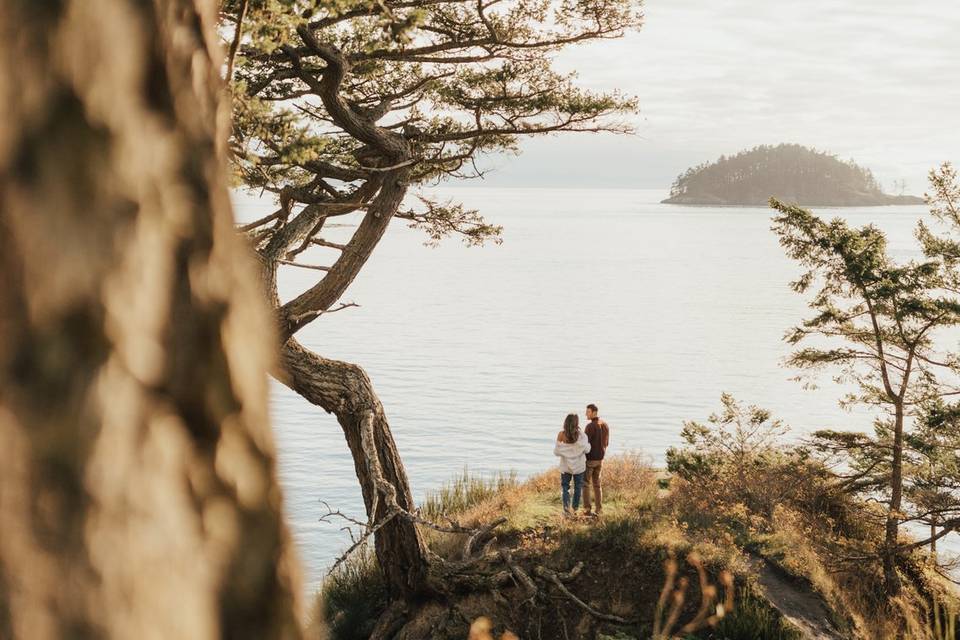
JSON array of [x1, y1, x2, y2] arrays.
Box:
[[666, 393, 790, 483], [667, 398, 855, 541], [666, 399, 960, 638], [231, 0, 643, 260], [711, 586, 804, 640], [664, 143, 916, 206]]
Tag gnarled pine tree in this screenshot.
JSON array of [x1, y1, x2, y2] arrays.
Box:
[[223, 0, 643, 601]]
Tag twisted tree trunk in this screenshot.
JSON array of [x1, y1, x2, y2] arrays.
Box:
[[0, 1, 301, 637], [257, 165, 433, 600], [278, 340, 431, 600]]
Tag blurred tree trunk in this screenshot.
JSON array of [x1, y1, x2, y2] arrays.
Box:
[[0, 1, 301, 638]]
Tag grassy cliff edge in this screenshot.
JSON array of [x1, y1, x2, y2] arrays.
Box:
[[310, 454, 958, 640]]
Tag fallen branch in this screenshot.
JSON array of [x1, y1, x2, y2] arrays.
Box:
[[534, 565, 631, 624], [500, 548, 538, 600]]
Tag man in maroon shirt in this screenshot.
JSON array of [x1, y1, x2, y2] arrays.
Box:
[[583, 403, 609, 517]]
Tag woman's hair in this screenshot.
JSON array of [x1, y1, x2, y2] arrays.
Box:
[[562, 413, 580, 444]]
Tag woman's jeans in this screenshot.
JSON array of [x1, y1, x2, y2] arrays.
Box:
[[560, 472, 585, 511]]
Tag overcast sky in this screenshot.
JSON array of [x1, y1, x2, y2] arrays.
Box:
[[469, 0, 960, 193]]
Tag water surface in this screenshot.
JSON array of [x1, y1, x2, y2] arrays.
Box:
[[234, 188, 959, 591]]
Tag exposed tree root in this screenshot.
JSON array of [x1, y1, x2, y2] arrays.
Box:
[[369, 601, 410, 640]]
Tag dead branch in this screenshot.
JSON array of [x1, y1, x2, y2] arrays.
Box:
[[287, 302, 360, 325], [499, 549, 538, 600], [534, 565, 631, 624], [239, 207, 283, 232], [277, 259, 331, 271], [311, 238, 348, 250]]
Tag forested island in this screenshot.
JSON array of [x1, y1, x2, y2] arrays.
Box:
[[662, 144, 925, 206]]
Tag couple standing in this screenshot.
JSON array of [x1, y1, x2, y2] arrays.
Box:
[[553, 403, 610, 517]]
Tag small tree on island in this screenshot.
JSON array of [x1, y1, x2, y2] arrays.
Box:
[[770, 163, 960, 596]]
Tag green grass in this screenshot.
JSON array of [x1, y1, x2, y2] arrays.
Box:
[[497, 491, 557, 530], [319, 547, 389, 640], [501, 480, 656, 533], [709, 586, 804, 640], [419, 468, 518, 520]]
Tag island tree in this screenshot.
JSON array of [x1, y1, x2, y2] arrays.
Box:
[[770, 163, 960, 595], [0, 0, 299, 637], [223, 0, 643, 601]]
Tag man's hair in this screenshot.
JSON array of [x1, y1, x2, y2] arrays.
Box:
[[586, 403, 598, 413]]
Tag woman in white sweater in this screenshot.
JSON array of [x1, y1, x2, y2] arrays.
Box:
[[553, 413, 591, 515]]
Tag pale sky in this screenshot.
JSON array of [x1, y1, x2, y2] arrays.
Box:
[[470, 0, 960, 194]]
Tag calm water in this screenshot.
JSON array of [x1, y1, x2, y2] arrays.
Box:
[[233, 188, 960, 591]]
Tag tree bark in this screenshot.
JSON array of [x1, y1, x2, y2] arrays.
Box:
[[883, 402, 905, 595], [930, 519, 937, 559], [0, 1, 301, 637], [278, 169, 409, 338], [278, 340, 431, 599], [256, 162, 433, 599]]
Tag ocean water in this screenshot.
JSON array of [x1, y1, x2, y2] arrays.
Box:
[[232, 187, 960, 592]]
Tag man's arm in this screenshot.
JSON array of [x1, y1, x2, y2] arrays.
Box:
[[603, 423, 610, 449]]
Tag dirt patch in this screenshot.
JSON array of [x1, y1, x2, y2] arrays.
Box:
[[745, 554, 845, 640]]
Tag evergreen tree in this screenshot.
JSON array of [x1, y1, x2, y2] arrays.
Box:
[[770, 163, 960, 595], [224, 0, 643, 601]]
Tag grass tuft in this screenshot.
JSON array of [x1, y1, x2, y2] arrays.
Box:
[[420, 468, 519, 521], [712, 585, 805, 640], [317, 547, 388, 640]]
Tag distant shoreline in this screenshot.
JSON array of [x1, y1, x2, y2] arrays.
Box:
[[661, 194, 925, 207]]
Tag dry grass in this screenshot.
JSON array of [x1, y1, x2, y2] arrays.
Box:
[[667, 454, 960, 640], [317, 452, 960, 639], [420, 469, 519, 521]]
